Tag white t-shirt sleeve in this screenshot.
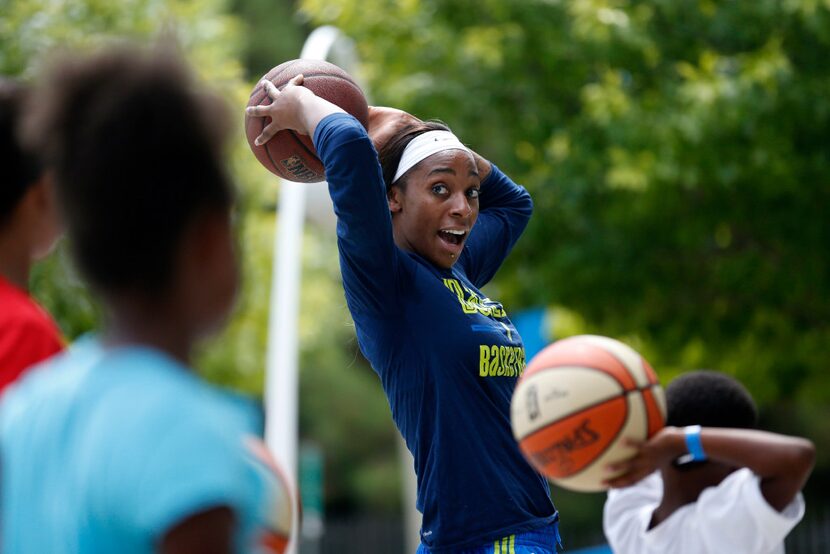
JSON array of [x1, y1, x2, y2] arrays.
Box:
[[603, 472, 663, 553], [697, 468, 805, 553], [603, 468, 805, 554]]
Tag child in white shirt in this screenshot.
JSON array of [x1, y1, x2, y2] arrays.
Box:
[[603, 370, 814, 554]]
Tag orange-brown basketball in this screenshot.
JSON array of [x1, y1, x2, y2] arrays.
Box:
[[244, 437, 295, 553], [510, 335, 666, 492], [245, 59, 369, 183]]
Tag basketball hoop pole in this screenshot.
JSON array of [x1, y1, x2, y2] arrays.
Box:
[[263, 25, 350, 554], [264, 27, 421, 553]]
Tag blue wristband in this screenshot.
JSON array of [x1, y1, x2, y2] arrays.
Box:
[[680, 425, 707, 463]]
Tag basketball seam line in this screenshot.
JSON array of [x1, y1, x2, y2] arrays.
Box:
[[575, 395, 633, 479], [525, 364, 634, 391], [243, 100, 283, 176], [275, 72, 362, 92], [525, 393, 636, 481], [601, 347, 647, 388], [286, 131, 322, 180], [601, 347, 651, 389], [245, 104, 321, 180], [247, 73, 364, 100], [641, 385, 663, 437], [542, 339, 649, 389], [254, 117, 283, 177], [247, 74, 366, 181], [517, 384, 657, 442]]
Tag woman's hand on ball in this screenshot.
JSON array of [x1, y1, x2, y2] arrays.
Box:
[[247, 75, 310, 143], [246, 74, 344, 145]]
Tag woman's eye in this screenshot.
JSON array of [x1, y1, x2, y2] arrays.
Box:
[[467, 188, 480, 199], [432, 184, 449, 195]]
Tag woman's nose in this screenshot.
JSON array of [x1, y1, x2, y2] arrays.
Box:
[[450, 193, 473, 217]]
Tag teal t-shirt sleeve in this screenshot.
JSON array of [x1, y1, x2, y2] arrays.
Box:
[[131, 414, 252, 540], [88, 372, 258, 546]]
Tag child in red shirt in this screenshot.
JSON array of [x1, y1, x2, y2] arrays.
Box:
[[0, 78, 63, 391]]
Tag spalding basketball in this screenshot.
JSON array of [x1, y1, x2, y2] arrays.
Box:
[[510, 335, 666, 492], [245, 59, 370, 183]]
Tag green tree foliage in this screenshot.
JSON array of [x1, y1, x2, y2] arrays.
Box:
[[299, 0, 830, 431], [300, 0, 830, 536], [230, 0, 308, 78], [3, 0, 247, 342], [3, 0, 402, 515], [1, 0, 258, 385], [294, 226, 403, 512]]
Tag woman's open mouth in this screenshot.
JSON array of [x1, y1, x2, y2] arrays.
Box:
[[438, 228, 467, 248]]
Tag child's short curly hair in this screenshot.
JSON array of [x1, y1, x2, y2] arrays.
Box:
[[666, 370, 758, 430], [23, 44, 234, 295]]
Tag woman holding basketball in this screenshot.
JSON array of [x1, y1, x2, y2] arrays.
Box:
[[249, 76, 560, 553]]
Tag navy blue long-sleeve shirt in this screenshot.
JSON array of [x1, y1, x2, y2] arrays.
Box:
[[314, 113, 557, 552]]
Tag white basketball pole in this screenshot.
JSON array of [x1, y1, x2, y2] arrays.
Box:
[[263, 25, 355, 554], [263, 26, 421, 552]]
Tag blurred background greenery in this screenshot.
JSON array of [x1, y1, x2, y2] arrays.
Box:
[[4, 0, 828, 550]]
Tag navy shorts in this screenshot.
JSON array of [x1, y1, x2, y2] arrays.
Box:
[[416, 522, 562, 554]]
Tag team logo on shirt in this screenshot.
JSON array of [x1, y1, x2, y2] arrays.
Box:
[[479, 344, 525, 377], [442, 278, 527, 378], [442, 278, 506, 318]]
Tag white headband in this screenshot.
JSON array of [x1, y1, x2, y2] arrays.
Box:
[[393, 130, 471, 183]]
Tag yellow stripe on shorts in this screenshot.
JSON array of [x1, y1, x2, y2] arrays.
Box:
[[494, 534, 515, 554]]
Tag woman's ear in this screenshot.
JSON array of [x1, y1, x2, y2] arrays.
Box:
[[387, 186, 403, 213]]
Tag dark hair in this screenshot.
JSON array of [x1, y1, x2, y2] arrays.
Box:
[[0, 78, 42, 225], [377, 120, 451, 191], [23, 45, 233, 296], [666, 370, 758, 430]]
